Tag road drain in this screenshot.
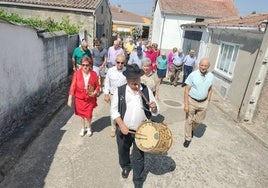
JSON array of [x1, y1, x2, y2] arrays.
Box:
[[162, 99, 182, 108]]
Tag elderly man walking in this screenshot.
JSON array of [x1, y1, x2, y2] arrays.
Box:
[[103, 55, 127, 137], [183, 58, 214, 148]]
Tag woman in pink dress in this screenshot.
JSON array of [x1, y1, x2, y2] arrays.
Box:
[[67, 56, 101, 137], [167, 47, 177, 79]]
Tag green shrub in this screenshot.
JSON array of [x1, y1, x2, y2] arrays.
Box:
[[0, 8, 81, 35]]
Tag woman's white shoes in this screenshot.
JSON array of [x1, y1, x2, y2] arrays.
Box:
[[79, 128, 92, 137], [79, 129, 85, 136], [86, 128, 92, 136]]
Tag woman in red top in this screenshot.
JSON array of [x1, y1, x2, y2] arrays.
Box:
[[145, 44, 157, 71], [67, 56, 101, 137]]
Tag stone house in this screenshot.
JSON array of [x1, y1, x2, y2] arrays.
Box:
[[0, 0, 112, 45], [180, 13, 268, 124], [150, 0, 238, 52]]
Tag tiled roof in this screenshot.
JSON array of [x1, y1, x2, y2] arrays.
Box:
[[159, 0, 238, 18], [182, 13, 268, 28], [0, 0, 102, 10], [110, 5, 150, 25]]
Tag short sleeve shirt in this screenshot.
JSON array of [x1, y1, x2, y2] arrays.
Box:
[[185, 70, 214, 100], [72, 47, 92, 65], [92, 48, 108, 67]]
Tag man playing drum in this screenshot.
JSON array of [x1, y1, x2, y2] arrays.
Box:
[[111, 64, 159, 188]]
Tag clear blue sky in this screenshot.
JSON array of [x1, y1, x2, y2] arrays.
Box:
[[109, 0, 268, 17]]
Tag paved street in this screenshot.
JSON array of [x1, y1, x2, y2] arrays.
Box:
[[1, 81, 268, 188]]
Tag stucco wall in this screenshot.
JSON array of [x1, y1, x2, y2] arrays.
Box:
[[208, 30, 263, 113], [255, 70, 268, 124], [95, 0, 112, 46], [151, 3, 196, 52], [0, 20, 69, 144]]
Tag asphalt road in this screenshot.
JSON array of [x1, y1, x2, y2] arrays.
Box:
[[1, 82, 268, 188]]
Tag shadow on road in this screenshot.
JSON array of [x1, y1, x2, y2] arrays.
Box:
[[194, 123, 207, 138], [143, 152, 176, 180], [91, 116, 110, 132]]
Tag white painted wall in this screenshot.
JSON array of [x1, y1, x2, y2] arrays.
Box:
[[151, 2, 198, 51]]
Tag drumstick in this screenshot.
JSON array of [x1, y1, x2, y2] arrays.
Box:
[[135, 137, 148, 140], [129, 130, 147, 137]]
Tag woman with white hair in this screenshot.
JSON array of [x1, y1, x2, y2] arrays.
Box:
[[140, 58, 159, 100]]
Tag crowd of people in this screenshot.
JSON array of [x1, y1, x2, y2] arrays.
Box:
[[67, 35, 214, 188]]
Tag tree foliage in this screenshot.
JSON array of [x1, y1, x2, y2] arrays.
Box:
[[132, 25, 143, 39], [0, 9, 81, 35]]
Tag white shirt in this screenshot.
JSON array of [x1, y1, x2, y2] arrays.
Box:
[[111, 85, 159, 130], [83, 72, 90, 89], [128, 51, 146, 69], [103, 66, 127, 95]]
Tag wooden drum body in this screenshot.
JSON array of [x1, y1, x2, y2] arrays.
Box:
[[135, 121, 173, 154]]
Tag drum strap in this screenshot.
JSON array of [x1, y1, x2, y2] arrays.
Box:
[[117, 83, 151, 120]]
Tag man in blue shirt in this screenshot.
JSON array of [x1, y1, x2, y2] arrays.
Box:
[[181, 49, 197, 87], [183, 58, 214, 148]]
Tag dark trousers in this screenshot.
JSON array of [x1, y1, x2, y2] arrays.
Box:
[[116, 128, 144, 187], [183, 65, 193, 83]]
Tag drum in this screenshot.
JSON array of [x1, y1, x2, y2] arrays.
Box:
[[135, 121, 173, 154]]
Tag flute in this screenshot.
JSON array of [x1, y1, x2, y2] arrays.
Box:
[[135, 84, 149, 104]]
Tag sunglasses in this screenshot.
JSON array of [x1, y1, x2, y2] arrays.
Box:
[[82, 64, 91, 67], [117, 61, 125, 65]]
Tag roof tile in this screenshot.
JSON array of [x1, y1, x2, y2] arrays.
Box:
[[0, 0, 101, 10], [159, 0, 238, 18]]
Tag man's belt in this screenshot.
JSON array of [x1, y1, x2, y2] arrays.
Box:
[[190, 96, 207, 103], [173, 63, 182, 67]]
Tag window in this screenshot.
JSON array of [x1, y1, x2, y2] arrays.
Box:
[[196, 18, 204, 22], [184, 30, 202, 41], [215, 42, 239, 78]]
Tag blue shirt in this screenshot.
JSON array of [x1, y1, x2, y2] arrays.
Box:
[[185, 70, 214, 100], [183, 55, 197, 67], [157, 56, 168, 70]]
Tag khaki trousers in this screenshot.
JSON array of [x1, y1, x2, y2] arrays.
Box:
[[184, 97, 208, 141]]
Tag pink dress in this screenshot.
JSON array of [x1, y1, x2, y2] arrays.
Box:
[[145, 50, 157, 71], [168, 51, 173, 72]]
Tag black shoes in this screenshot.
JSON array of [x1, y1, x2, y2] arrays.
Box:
[[183, 140, 191, 148], [122, 168, 131, 179]]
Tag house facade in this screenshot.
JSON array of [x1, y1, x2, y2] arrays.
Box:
[[0, 0, 112, 45], [150, 0, 238, 52], [110, 5, 151, 41], [180, 13, 268, 123]]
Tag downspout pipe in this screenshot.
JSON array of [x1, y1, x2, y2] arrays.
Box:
[[207, 25, 260, 33], [159, 13, 166, 50]]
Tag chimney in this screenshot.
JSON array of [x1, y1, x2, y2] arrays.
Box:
[[117, 5, 122, 13]]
